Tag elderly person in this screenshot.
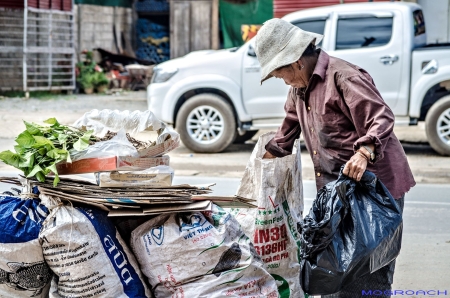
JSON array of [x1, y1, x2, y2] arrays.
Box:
[[255, 18, 415, 297]]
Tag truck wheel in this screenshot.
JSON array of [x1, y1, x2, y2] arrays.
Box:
[[176, 93, 237, 153], [425, 95, 450, 156], [234, 130, 258, 144]]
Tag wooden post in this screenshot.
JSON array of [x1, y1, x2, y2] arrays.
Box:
[[23, 0, 28, 93], [211, 0, 219, 50]]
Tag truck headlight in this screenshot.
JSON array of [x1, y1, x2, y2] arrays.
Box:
[[151, 67, 178, 83]]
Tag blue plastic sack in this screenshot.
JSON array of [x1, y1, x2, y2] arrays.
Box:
[[0, 192, 52, 297], [300, 168, 403, 296]]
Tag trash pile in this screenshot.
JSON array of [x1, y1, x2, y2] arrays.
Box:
[[0, 109, 284, 298], [0, 115, 402, 297], [0, 109, 256, 215]]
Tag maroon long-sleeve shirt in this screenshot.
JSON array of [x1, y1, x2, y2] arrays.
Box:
[[265, 50, 415, 199]]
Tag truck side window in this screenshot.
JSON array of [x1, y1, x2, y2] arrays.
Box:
[[292, 20, 326, 45], [336, 17, 393, 50], [413, 10, 425, 36]]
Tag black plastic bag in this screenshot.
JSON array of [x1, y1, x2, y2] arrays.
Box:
[[300, 168, 403, 296]]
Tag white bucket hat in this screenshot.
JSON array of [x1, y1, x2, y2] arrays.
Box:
[[255, 18, 323, 84]]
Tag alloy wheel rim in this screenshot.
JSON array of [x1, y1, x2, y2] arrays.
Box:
[[436, 107, 450, 145], [186, 106, 224, 144]]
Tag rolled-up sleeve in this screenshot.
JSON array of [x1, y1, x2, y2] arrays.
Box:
[[265, 89, 302, 157], [339, 74, 395, 162]]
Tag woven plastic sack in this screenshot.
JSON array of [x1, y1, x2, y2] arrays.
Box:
[[0, 190, 52, 297], [39, 195, 152, 298], [229, 132, 304, 298], [131, 204, 279, 298]]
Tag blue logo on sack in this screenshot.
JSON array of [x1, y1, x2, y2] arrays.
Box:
[[180, 214, 207, 231], [151, 226, 164, 246]]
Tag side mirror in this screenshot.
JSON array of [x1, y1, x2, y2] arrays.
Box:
[[248, 44, 257, 57]]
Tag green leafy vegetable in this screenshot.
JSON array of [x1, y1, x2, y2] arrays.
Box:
[[0, 118, 95, 186], [0, 151, 21, 168], [73, 131, 93, 151]]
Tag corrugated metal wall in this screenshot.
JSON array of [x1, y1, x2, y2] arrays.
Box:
[[0, 1, 25, 9], [274, 0, 394, 18], [0, 0, 71, 11]]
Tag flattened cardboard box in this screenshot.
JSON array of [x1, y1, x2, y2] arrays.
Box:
[[137, 139, 178, 157], [107, 200, 213, 217], [118, 155, 170, 169], [56, 155, 170, 175], [96, 171, 173, 188]]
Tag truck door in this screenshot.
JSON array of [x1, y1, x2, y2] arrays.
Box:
[[328, 11, 404, 114], [241, 18, 328, 120], [241, 39, 289, 121]]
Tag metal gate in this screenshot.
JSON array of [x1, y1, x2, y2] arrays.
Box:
[[0, 0, 75, 92]]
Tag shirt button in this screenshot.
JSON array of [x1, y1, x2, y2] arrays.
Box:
[[317, 172, 321, 177], [313, 150, 317, 155], [311, 128, 314, 132], [308, 106, 311, 111]]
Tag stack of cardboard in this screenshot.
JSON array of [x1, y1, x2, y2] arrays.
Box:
[[0, 176, 256, 216]]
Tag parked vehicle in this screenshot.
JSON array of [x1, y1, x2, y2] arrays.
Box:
[[148, 2, 450, 155]]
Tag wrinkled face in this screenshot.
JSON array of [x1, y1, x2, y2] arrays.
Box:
[[270, 61, 307, 89]]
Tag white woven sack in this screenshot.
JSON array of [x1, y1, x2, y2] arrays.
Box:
[[0, 194, 52, 297], [131, 204, 279, 298], [39, 195, 152, 298], [229, 132, 304, 298]]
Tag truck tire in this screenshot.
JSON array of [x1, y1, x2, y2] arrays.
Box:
[[425, 95, 450, 156], [234, 130, 258, 144], [176, 93, 237, 153]]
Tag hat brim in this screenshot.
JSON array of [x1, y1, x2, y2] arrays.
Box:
[[260, 31, 323, 84]]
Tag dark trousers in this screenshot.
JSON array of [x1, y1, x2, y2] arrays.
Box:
[[321, 196, 405, 298]]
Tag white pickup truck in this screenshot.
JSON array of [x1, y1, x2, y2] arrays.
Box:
[[148, 2, 450, 155]]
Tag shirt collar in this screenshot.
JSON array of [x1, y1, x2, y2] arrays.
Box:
[[295, 49, 329, 96], [313, 49, 329, 80]]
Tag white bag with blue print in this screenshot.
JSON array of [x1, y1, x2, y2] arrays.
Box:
[[229, 132, 304, 298], [39, 195, 152, 298], [130, 204, 279, 298], [0, 192, 52, 298]]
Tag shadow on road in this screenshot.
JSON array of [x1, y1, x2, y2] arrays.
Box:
[[400, 141, 438, 155]]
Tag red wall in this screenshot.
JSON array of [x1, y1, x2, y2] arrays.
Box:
[[0, 0, 25, 9], [0, 0, 72, 11]]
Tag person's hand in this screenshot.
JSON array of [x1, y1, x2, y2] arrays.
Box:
[[343, 151, 368, 181], [263, 151, 276, 159]]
